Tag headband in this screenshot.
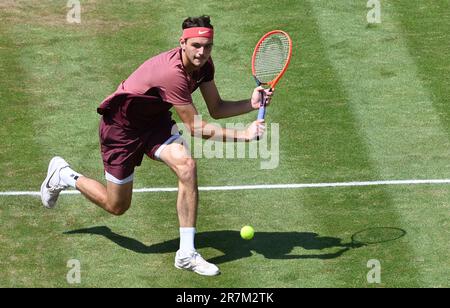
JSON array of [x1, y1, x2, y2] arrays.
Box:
[[182, 27, 214, 40]]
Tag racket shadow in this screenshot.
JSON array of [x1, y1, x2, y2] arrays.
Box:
[[64, 227, 364, 264]]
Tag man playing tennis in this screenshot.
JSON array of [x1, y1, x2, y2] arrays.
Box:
[[40, 16, 272, 276]]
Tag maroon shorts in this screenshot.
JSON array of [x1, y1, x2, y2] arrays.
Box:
[[99, 114, 177, 181]]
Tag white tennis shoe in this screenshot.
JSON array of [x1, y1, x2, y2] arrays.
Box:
[[175, 250, 220, 276], [40, 156, 70, 209]]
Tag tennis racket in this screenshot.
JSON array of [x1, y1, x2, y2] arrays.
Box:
[[252, 30, 293, 120]]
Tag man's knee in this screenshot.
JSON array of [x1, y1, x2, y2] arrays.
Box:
[[105, 181, 133, 216], [107, 200, 131, 216], [176, 157, 197, 182]]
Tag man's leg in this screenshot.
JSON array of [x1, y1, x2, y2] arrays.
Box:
[[158, 142, 198, 228], [41, 156, 133, 216], [76, 177, 133, 216], [157, 142, 220, 276]]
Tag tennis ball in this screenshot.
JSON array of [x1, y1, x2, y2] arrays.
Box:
[[240, 226, 254, 240]]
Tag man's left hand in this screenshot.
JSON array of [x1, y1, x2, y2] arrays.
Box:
[[250, 86, 274, 109]]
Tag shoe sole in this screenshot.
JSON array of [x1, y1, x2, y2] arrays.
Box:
[[40, 156, 67, 209]]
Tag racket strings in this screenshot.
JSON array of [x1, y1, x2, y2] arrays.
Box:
[[254, 34, 290, 83]]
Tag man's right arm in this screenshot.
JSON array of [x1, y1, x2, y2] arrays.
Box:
[[173, 104, 265, 142]]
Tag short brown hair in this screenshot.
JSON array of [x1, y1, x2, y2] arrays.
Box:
[[182, 15, 214, 30]]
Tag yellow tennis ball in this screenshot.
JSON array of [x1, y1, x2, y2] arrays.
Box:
[[240, 226, 254, 240]]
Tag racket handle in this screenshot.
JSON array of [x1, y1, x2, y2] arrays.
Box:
[[257, 105, 266, 120], [257, 88, 266, 120], [254, 78, 266, 120]]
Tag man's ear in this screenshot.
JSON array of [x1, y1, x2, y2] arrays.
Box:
[[179, 38, 186, 51]]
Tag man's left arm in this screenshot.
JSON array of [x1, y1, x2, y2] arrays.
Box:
[[200, 80, 272, 119]]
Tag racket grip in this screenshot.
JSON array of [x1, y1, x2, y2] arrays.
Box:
[[257, 88, 266, 120], [254, 78, 266, 120], [257, 105, 266, 120]]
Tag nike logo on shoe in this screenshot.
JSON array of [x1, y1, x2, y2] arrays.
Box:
[[46, 169, 58, 189]]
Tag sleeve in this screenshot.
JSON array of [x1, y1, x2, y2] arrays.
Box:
[[202, 57, 215, 83], [160, 69, 193, 106]]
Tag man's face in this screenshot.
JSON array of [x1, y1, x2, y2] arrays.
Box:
[[181, 37, 214, 69]]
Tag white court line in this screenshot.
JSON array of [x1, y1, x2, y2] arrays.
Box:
[[1, 179, 450, 197]]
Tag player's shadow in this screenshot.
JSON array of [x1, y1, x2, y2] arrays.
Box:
[[64, 226, 363, 264]]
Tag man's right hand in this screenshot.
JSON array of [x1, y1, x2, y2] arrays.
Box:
[[245, 120, 266, 141]]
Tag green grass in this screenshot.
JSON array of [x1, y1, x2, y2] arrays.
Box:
[[0, 0, 449, 287]]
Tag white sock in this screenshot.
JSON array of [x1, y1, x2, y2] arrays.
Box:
[[59, 166, 82, 188], [179, 227, 196, 253]]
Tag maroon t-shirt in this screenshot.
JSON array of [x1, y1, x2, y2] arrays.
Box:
[[97, 47, 214, 129]]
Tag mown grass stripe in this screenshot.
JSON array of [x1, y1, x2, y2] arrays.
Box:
[[392, 1, 450, 136], [0, 0, 168, 287], [310, 0, 450, 286]]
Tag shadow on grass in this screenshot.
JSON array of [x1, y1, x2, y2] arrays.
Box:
[[64, 226, 373, 264]]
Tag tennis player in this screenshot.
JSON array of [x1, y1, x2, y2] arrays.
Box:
[[41, 15, 272, 276]]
